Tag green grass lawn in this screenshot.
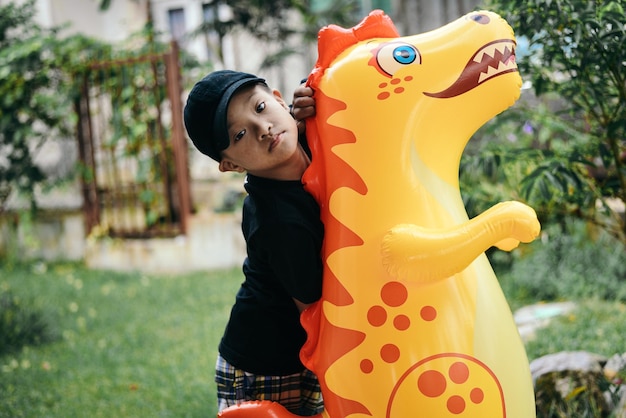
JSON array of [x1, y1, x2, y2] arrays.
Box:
[[1, 262, 241, 418], [1, 260, 625, 417]]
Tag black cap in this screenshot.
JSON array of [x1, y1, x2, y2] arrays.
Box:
[[183, 70, 266, 162]]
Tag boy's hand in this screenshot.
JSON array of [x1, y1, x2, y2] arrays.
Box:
[[292, 85, 315, 135], [292, 85, 315, 120]]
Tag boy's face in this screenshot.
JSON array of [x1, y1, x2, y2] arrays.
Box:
[[219, 84, 301, 178]]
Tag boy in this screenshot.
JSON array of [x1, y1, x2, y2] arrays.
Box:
[[183, 70, 324, 416]]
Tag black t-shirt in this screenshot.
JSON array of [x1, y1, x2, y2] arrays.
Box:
[[218, 174, 324, 376]]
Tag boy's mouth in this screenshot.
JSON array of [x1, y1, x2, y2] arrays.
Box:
[[268, 133, 282, 152]]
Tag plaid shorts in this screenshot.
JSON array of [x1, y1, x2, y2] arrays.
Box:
[[215, 355, 324, 416]]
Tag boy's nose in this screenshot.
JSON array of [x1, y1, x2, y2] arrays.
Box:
[[260, 125, 273, 141]]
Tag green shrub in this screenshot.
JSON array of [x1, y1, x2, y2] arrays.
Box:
[[0, 290, 57, 356], [498, 220, 626, 306]]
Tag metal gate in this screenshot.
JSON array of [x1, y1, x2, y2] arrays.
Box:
[[74, 41, 191, 238]]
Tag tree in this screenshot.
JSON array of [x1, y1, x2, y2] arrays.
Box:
[[0, 0, 75, 212], [467, 0, 626, 242]]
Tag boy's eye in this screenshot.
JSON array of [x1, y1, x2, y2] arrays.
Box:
[[256, 101, 266, 113], [234, 129, 246, 142]]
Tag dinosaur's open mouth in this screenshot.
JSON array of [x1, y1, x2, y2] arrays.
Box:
[[424, 40, 517, 99]]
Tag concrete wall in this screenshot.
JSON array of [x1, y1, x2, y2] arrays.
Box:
[[0, 174, 248, 272], [0, 210, 85, 262], [84, 211, 246, 273], [0, 208, 247, 273]]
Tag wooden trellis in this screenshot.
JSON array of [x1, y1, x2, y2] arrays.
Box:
[[74, 41, 191, 238]]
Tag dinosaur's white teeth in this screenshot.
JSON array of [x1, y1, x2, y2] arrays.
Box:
[[473, 42, 513, 63], [472, 41, 517, 84], [478, 59, 516, 83], [474, 44, 497, 62]]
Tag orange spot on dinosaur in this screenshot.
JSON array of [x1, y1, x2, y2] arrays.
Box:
[[381, 281, 407, 307], [420, 305, 437, 321]]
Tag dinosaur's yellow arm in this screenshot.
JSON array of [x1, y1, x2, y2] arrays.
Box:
[[382, 201, 540, 282]]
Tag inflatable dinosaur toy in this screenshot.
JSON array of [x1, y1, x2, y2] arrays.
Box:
[[218, 9, 539, 418]]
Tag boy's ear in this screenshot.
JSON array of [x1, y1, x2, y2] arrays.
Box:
[[219, 159, 245, 173], [272, 89, 288, 108]]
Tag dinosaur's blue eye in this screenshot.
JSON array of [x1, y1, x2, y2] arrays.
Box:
[[393, 45, 417, 64], [375, 42, 421, 77], [470, 14, 490, 24]]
